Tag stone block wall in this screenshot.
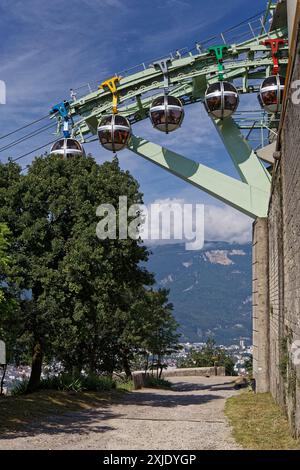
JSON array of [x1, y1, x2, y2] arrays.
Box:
[[278, 30, 300, 434], [252, 219, 270, 393], [254, 18, 300, 437]]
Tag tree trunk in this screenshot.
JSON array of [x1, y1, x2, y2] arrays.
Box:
[[122, 354, 132, 379], [144, 353, 149, 374], [0, 365, 7, 395], [27, 340, 43, 393]]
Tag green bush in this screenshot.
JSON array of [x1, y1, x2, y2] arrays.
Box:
[[145, 376, 172, 389], [10, 373, 116, 395], [116, 380, 134, 391], [81, 374, 116, 392], [11, 380, 29, 396], [39, 373, 116, 392], [40, 374, 83, 392]]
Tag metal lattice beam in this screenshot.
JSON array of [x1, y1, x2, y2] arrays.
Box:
[[213, 117, 271, 190], [68, 26, 288, 139], [51, 6, 288, 220], [128, 135, 270, 219]]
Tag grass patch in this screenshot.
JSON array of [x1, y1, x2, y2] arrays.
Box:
[[116, 380, 134, 392], [145, 376, 172, 389], [0, 389, 117, 435], [225, 391, 300, 450]]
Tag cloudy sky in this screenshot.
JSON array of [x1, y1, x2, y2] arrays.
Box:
[[0, 0, 267, 244]]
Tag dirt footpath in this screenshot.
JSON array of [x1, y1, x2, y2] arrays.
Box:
[[0, 376, 242, 450]]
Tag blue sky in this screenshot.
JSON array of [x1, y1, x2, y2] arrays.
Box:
[[0, 0, 268, 243]]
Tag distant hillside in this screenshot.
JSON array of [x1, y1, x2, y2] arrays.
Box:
[[147, 242, 252, 345]]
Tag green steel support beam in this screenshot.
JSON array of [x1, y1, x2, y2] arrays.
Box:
[[53, 15, 286, 221], [128, 135, 270, 219], [70, 26, 288, 139], [213, 117, 272, 191]]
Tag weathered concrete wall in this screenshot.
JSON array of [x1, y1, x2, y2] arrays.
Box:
[[268, 167, 286, 408], [132, 367, 226, 389], [252, 219, 270, 393], [279, 32, 300, 435], [265, 14, 300, 437], [162, 367, 225, 378]]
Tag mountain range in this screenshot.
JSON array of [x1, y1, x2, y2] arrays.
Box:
[[146, 241, 252, 345]]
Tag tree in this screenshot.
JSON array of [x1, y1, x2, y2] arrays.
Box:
[[244, 354, 253, 377], [0, 155, 159, 390], [0, 221, 22, 361], [119, 288, 181, 378], [0, 223, 10, 306], [178, 338, 236, 376]]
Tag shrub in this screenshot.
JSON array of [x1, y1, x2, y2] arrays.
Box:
[[81, 374, 115, 392], [11, 380, 29, 396], [12, 373, 116, 395], [43, 373, 116, 392], [40, 374, 83, 392], [145, 376, 172, 389], [116, 380, 134, 392]]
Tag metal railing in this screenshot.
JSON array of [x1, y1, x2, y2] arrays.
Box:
[[234, 109, 280, 149], [71, 10, 273, 100]]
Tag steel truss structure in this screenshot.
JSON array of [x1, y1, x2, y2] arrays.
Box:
[[52, 1, 289, 219]]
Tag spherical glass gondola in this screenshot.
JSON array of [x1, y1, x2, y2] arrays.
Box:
[[97, 114, 131, 152], [50, 138, 85, 158], [258, 75, 285, 114], [149, 95, 184, 133], [204, 81, 239, 119]]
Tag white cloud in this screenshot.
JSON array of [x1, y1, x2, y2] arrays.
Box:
[[140, 197, 252, 246], [205, 204, 252, 244]]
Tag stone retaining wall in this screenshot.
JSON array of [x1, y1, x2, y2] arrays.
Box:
[[132, 367, 226, 390]]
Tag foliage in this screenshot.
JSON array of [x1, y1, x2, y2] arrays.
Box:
[[177, 338, 236, 376], [39, 373, 115, 392], [0, 220, 21, 363], [244, 355, 253, 377], [0, 156, 180, 391], [11, 380, 29, 396], [115, 287, 181, 378], [12, 373, 115, 395], [0, 223, 9, 306], [145, 375, 172, 389], [115, 379, 134, 392]]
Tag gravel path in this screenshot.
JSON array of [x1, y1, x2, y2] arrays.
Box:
[[0, 376, 241, 450]]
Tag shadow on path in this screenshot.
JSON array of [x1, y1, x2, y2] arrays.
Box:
[[171, 381, 236, 392], [0, 381, 227, 442]]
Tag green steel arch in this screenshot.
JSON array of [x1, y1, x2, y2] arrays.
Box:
[[52, 3, 289, 219]]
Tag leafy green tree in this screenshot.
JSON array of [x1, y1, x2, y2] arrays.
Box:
[[0, 155, 159, 390], [244, 354, 253, 377], [178, 338, 236, 375], [121, 288, 181, 378], [0, 223, 10, 306], [0, 219, 23, 365]]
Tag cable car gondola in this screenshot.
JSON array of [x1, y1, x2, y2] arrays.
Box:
[[258, 75, 285, 114], [204, 81, 239, 119], [50, 138, 85, 158], [97, 114, 131, 152], [149, 95, 184, 133]]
